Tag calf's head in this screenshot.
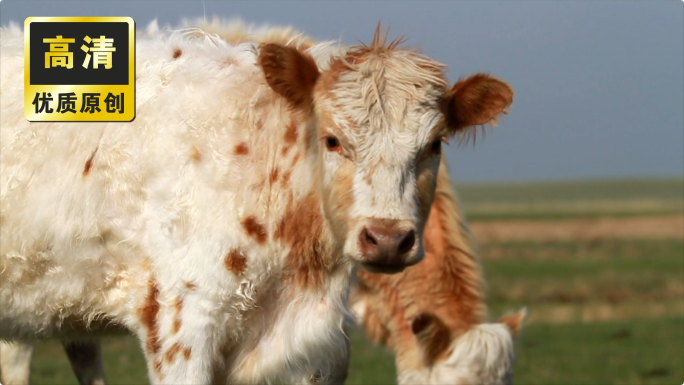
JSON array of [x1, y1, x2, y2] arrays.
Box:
[[259, 35, 512, 273]]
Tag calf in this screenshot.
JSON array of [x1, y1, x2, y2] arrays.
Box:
[[0, 22, 512, 383]]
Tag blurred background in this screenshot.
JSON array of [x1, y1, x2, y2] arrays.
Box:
[[1, 1, 682, 384]]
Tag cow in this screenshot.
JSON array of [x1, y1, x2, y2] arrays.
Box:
[[181, 19, 527, 384], [0, 21, 513, 384]]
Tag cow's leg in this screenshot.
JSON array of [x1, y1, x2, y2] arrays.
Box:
[[63, 340, 106, 385], [0, 341, 34, 385], [325, 331, 351, 385], [134, 287, 218, 384]]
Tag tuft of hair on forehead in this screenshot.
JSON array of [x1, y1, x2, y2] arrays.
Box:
[[341, 22, 440, 76], [361, 21, 408, 55], [319, 22, 448, 134]]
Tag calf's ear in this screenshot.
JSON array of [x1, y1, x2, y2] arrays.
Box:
[[258, 43, 320, 108], [496, 307, 528, 338], [444, 73, 513, 135]]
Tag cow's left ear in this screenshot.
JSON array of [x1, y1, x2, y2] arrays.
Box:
[[444, 73, 513, 134], [258, 43, 320, 108]]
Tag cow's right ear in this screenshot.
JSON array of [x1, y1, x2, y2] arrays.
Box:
[[258, 43, 320, 108], [443, 73, 513, 136]]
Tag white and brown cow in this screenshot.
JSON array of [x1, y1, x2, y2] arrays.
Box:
[[0, 22, 512, 384], [179, 19, 527, 384]]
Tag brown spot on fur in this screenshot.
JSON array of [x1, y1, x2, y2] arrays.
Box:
[[190, 146, 202, 162], [280, 170, 292, 186], [173, 48, 182, 59], [139, 278, 161, 355], [83, 147, 98, 177], [182, 347, 192, 360], [275, 192, 329, 290], [269, 168, 280, 184], [235, 142, 249, 155], [224, 56, 238, 67], [291, 152, 301, 168], [153, 358, 162, 375], [242, 216, 268, 244], [184, 280, 196, 290], [250, 180, 266, 192], [173, 296, 183, 313], [281, 145, 291, 156], [224, 249, 247, 275], [171, 296, 183, 334], [284, 119, 298, 143], [164, 342, 182, 364]]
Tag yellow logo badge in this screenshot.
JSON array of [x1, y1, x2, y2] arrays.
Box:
[[24, 17, 135, 122]]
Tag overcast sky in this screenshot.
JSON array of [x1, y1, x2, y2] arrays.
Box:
[[2, 1, 682, 183]]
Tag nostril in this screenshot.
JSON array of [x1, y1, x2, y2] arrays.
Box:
[[363, 228, 378, 246], [398, 230, 416, 255]]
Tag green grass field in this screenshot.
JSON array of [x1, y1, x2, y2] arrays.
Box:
[[5, 178, 684, 384], [457, 178, 684, 205], [23, 316, 684, 385], [458, 178, 684, 221]]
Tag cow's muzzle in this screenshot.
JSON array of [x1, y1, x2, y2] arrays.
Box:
[[356, 219, 422, 274]]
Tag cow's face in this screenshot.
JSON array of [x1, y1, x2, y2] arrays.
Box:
[[259, 41, 512, 274]]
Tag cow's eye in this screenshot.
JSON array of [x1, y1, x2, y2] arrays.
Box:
[[430, 139, 442, 154], [325, 136, 341, 152]]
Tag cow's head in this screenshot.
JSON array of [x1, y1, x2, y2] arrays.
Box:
[[259, 33, 512, 274], [397, 309, 527, 385]]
